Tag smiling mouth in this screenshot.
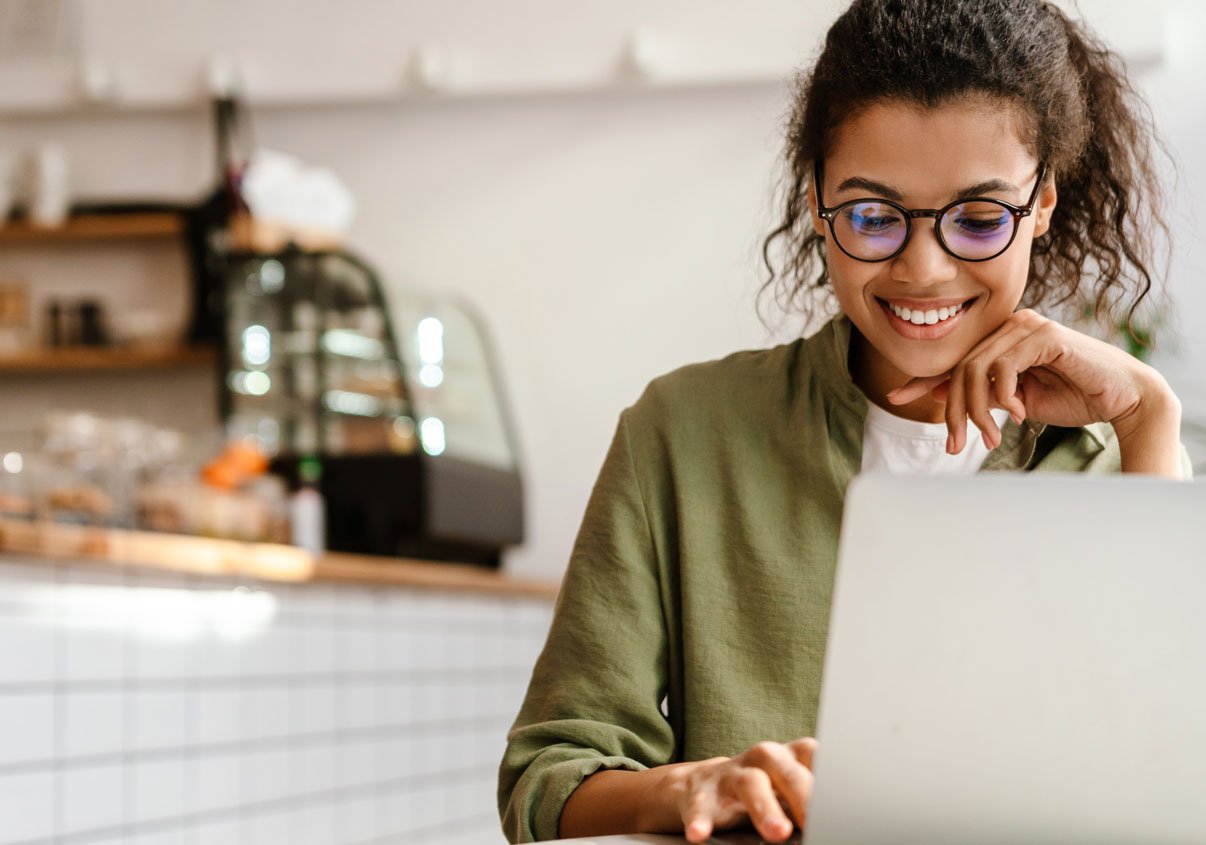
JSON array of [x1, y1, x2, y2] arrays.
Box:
[[875, 296, 979, 325], [873, 295, 980, 339]]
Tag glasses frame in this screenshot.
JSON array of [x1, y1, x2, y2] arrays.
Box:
[[813, 161, 1048, 263]]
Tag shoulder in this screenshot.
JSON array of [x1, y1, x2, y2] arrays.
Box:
[[622, 339, 809, 434], [619, 313, 855, 445]]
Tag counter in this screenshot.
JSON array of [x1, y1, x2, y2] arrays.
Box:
[[0, 518, 556, 845], [0, 517, 559, 600]]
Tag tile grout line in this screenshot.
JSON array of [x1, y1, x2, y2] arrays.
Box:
[[8, 764, 499, 845], [52, 559, 65, 844], [121, 563, 135, 843], [0, 664, 534, 695], [0, 712, 516, 778]]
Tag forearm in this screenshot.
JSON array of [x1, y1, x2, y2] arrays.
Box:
[[559, 761, 698, 838], [1113, 376, 1184, 479]]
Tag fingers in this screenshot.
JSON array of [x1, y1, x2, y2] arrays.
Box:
[[965, 355, 1003, 451], [944, 357, 970, 454], [959, 313, 1053, 451], [886, 374, 948, 405], [679, 739, 818, 844], [682, 791, 717, 843], [988, 361, 1028, 424], [729, 766, 795, 842], [788, 736, 817, 771], [948, 310, 1046, 454], [745, 741, 814, 830]]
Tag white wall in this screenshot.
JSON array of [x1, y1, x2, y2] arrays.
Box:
[[1, 1, 1202, 581], [1145, 1, 1206, 428]]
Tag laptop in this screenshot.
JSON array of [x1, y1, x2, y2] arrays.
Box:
[[802, 473, 1206, 843]]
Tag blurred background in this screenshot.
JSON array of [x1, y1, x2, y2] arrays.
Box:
[[0, 1, 1202, 843]]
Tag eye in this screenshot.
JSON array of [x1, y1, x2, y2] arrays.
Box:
[[842, 203, 904, 233], [948, 202, 1011, 236]]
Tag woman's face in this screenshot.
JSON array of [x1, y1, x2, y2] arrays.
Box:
[[810, 98, 1058, 388]]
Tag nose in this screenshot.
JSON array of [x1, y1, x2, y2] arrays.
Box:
[[890, 219, 959, 286]]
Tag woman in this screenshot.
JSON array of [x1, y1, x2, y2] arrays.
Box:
[[498, 1, 1191, 841]]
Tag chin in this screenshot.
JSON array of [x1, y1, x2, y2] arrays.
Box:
[[890, 352, 962, 380]]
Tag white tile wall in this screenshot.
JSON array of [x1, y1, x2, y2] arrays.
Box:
[[0, 556, 553, 845]]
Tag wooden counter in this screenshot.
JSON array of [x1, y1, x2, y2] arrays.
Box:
[[0, 212, 185, 243], [0, 518, 560, 600]]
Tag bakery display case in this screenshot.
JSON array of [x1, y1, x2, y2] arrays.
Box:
[[219, 248, 524, 567]]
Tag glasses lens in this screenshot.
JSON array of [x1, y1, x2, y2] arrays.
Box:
[[833, 202, 907, 260], [939, 201, 1015, 260]]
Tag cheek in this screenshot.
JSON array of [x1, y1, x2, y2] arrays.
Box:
[[825, 252, 878, 310], [972, 254, 1029, 313]]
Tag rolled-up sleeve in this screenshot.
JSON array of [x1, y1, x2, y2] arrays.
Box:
[[497, 407, 675, 842]]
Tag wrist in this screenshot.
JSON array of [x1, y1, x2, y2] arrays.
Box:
[[1111, 371, 1183, 478], [635, 760, 706, 833], [1110, 369, 1181, 444], [560, 760, 708, 839]]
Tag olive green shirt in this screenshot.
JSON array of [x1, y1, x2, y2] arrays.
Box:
[[497, 313, 1193, 843]]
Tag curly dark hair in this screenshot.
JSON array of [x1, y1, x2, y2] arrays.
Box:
[[760, 0, 1170, 344]]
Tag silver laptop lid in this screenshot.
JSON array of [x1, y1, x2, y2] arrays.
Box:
[[807, 473, 1206, 844]]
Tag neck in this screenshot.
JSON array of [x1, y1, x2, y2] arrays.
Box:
[[848, 325, 947, 424]]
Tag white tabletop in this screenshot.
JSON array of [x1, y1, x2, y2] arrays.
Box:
[[540, 831, 801, 844]]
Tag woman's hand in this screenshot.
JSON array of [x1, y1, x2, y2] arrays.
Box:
[[884, 308, 1180, 457], [664, 737, 817, 844]]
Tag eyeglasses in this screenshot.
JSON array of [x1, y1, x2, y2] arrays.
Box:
[[814, 162, 1047, 263]]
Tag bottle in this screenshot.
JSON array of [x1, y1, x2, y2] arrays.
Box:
[[27, 143, 70, 228], [290, 455, 325, 555]]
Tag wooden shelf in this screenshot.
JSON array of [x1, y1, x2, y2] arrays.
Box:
[[0, 518, 559, 600], [0, 345, 216, 374], [0, 212, 185, 244]]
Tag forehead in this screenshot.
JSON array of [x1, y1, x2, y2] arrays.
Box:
[[824, 98, 1037, 201]]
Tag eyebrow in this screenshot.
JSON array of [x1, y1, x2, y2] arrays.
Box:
[[834, 176, 1022, 202]]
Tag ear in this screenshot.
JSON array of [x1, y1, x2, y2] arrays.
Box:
[[1032, 178, 1057, 238], [807, 179, 825, 233]]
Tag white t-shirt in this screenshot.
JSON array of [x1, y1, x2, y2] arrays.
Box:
[[860, 401, 1012, 475]]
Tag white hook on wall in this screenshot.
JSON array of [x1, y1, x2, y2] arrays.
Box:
[[77, 58, 116, 104], [623, 27, 664, 80], [411, 44, 455, 93], [205, 53, 242, 99]]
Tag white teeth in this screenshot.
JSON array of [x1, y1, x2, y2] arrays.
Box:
[[889, 301, 964, 324]]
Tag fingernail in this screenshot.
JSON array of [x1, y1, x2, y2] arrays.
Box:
[[1011, 411, 1023, 425], [946, 432, 954, 454]]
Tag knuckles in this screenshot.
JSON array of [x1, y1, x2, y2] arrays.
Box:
[[734, 767, 770, 790], [744, 741, 780, 767], [1013, 308, 1046, 328], [787, 737, 817, 754]]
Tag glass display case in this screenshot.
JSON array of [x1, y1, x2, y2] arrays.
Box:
[[219, 248, 523, 567], [221, 250, 413, 456]]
